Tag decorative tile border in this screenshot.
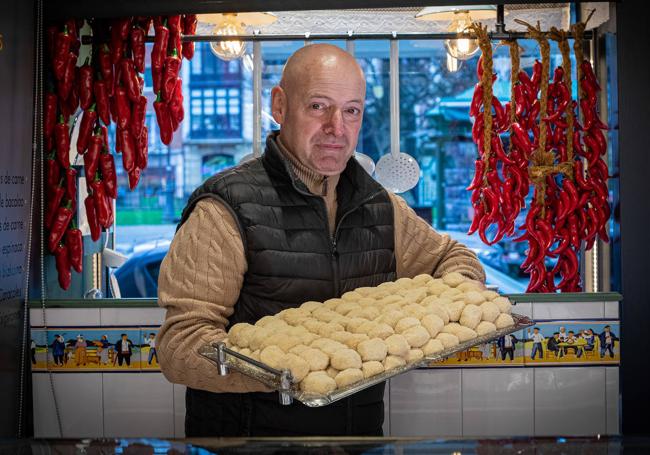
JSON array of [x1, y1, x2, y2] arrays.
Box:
[[31, 327, 160, 372]]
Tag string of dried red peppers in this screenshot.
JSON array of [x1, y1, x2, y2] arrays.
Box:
[[467, 15, 610, 293], [44, 15, 198, 289]]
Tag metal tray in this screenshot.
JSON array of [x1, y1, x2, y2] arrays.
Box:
[[199, 313, 534, 407]]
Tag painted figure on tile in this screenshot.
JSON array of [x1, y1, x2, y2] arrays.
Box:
[[497, 333, 518, 361], [582, 329, 596, 354], [51, 334, 66, 366], [144, 333, 157, 365], [558, 326, 568, 342], [31, 339, 36, 364], [564, 330, 580, 357], [115, 333, 134, 367], [75, 335, 88, 366], [97, 335, 111, 365], [528, 327, 545, 360], [546, 332, 563, 358], [599, 325, 618, 358]]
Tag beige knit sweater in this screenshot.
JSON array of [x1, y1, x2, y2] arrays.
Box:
[[157, 139, 485, 393]]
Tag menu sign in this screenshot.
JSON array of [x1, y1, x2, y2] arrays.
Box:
[[0, 0, 35, 437]]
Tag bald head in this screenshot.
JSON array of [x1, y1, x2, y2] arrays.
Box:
[[280, 44, 365, 94], [271, 44, 367, 176]]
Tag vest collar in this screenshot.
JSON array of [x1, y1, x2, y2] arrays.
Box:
[[262, 132, 386, 210]]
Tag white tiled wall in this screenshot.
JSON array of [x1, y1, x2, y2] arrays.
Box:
[[461, 369, 534, 437], [32, 373, 103, 438], [100, 308, 165, 326], [31, 308, 101, 327], [534, 367, 607, 436], [606, 367, 620, 435], [102, 373, 174, 437], [390, 370, 462, 437], [532, 301, 605, 320]]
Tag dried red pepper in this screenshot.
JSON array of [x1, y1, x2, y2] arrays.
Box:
[[91, 176, 112, 229], [120, 58, 141, 102], [65, 224, 83, 273], [162, 48, 181, 102], [128, 167, 141, 191], [136, 126, 149, 170], [130, 26, 146, 74], [84, 130, 102, 182], [54, 242, 72, 290], [45, 92, 58, 138], [53, 26, 72, 80], [130, 95, 147, 139], [48, 200, 74, 252], [65, 167, 77, 204], [182, 14, 198, 60], [58, 52, 77, 101], [154, 91, 173, 145], [98, 44, 113, 95], [84, 194, 101, 242], [46, 152, 61, 189], [76, 104, 97, 154], [118, 127, 136, 172], [54, 115, 70, 169], [115, 86, 131, 130], [111, 18, 131, 65], [99, 148, 118, 199], [168, 78, 184, 131], [152, 23, 170, 93], [93, 79, 111, 125], [78, 59, 94, 110], [45, 181, 65, 229]]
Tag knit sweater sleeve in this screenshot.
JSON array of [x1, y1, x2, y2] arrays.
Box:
[[389, 192, 486, 282], [156, 198, 271, 393]]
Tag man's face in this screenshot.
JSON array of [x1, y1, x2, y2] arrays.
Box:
[[272, 54, 366, 176]]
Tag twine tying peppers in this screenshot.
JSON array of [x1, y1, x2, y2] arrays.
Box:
[[502, 39, 520, 152], [469, 22, 494, 187]]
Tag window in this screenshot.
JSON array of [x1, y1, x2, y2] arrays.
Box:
[[189, 43, 243, 139]]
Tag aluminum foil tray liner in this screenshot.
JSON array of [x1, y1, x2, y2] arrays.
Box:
[[200, 313, 534, 407]]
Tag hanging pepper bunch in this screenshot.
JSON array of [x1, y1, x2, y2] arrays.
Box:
[[469, 16, 611, 293], [150, 15, 195, 145], [466, 23, 512, 246], [44, 20, 85, 290], [571, 19, 611, 253]]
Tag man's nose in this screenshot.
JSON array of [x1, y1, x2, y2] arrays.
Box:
[[323, 108, 344, 137]]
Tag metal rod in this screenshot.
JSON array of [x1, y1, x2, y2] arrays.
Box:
[[252, 40, 262, 157], [83, 30, 592, 45], [495, 4, 506, 34], [389, 39, 400, 157]]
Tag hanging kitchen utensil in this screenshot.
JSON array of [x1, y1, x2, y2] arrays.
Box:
[[345, 38, 376, 176], [375, 39, 420, 193], [240, 41, 263, 163]]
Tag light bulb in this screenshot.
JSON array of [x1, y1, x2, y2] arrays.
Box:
[[444, 13, 480, 61], [209, 15, 246, 61]]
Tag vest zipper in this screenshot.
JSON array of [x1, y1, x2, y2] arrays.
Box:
[[331, 190, 383, 296]]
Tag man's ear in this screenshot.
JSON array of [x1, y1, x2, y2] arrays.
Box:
[[271, 86, 286, 124]]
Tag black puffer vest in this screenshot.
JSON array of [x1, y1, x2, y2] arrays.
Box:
[[178, 134, 396, 436], [179, 133, 397, 324]]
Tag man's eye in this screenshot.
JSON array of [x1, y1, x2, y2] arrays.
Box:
[[347, 108, 361, 115], [311, 103, 323, 110]]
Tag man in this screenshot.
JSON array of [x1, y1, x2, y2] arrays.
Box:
[[497, 333, 518, 361], [144, 333, 157, 365], [157, 44, 485, 437], [599, 325, 618, 358], [546, 332, 563, 358], [528, 327, 545, 360], [565, 330, 579, 356], [115, 334, 133, 367], [51, 334, 65, 366]]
